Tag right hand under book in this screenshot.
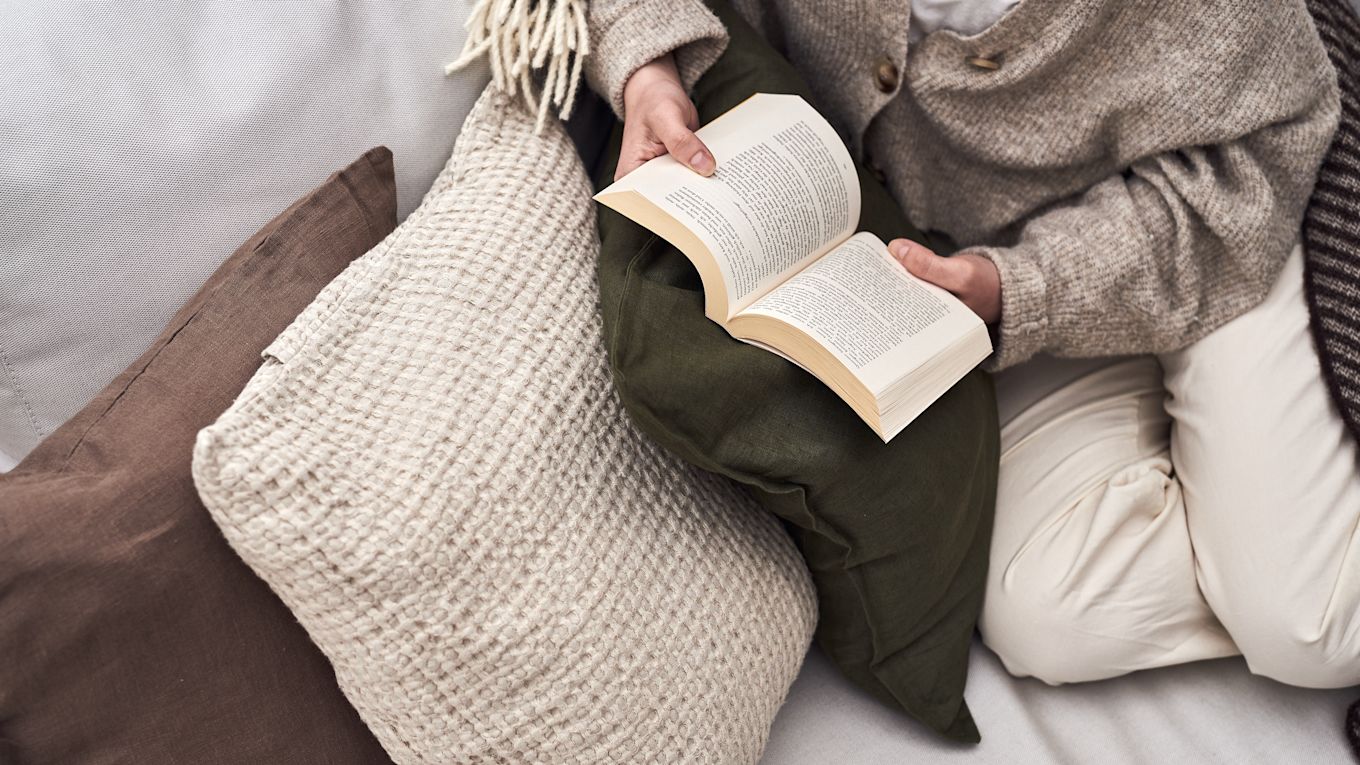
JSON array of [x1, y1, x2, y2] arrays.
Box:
[[617, 53, 716, 181], [889, 239, 1002, 325]]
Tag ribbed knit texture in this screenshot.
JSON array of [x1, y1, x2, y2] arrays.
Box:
[[191, 89, 817, 765], [585, 0, 1340, 369], [581, 0, 729, 117], [1303, 0, 1360, 448]]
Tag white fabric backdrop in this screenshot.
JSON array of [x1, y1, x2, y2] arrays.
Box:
[[0, 1, 489, 469], [764, 645, 1355, 764]]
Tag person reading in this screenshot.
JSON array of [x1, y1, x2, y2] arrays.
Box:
[[588, 0, 1359, 697], [597, 93, 990, 440]]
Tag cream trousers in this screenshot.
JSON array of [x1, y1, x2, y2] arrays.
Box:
[[980, 244, 1360, 688]]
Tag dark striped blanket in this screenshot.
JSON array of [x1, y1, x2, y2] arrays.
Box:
[[1293, 0, 1355, 751], [1304, 0, 1360, 449]]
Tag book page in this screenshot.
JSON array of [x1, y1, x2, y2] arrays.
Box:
[[738, 232, 985, 394], [604, 93, 860, 320]]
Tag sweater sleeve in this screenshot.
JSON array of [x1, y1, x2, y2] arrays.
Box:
[[971, 71, 1340, 371], [584, 0, 729, 118]]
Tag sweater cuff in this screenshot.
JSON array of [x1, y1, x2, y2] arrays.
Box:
[[968, 246, 1049, 371], [584, 0, 729, 118]]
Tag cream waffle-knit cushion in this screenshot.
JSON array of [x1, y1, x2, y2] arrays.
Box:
[[191, 88, 817, 764]]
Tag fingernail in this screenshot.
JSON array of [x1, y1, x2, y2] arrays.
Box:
[[890, 241, 907, 258], [689, 151, 712, 174]]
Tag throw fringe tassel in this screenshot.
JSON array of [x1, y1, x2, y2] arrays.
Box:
[[446, 0, 589, 132]]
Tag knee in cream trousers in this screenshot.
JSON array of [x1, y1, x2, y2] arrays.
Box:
[[979, 245, 1360, 688]]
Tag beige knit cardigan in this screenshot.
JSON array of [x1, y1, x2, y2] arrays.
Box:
[[585, 0, 1341, 369]]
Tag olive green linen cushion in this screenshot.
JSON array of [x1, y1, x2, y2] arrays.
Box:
[[593, 0, 1000, 743]]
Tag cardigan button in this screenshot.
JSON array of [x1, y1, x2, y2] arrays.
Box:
[[967, 55, 1002, 70], [873, 56, 900, 93]]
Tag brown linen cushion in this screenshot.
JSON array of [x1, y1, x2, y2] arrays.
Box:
[[0, 148, 399, 765]]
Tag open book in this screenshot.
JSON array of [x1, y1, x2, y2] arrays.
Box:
[[595, 93, 991, 442]]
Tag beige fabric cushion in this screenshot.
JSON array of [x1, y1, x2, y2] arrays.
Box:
[[192, 89, 817, 764]]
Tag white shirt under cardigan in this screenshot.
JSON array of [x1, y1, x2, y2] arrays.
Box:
[[909, 0, 1021, 42]]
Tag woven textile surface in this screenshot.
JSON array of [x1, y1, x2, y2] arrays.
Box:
[[1303, 0, 1360, 447], [191, 88, 817, 764]]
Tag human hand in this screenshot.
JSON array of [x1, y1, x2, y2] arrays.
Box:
[[616, 54, 716, 180], [889, 239, 1001, 324]]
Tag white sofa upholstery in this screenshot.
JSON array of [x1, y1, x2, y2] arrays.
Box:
[[766, 645, 1354, 763], [0, 1, 489, 469]]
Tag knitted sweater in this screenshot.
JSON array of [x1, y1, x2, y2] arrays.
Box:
[[584, 0, 1341, 369]]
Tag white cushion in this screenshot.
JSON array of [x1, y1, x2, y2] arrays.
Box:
[[0, 2, 489, 468], [192, 88, 817, 764]]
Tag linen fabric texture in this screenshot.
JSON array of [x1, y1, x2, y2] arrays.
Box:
[[583, 0, 1340, 371], [594, 0, 999, 743], [192, 88, 817, 765], [762, 638, 1359, 763], [0, 2, 490, 469], [0, 149, 398, 765]]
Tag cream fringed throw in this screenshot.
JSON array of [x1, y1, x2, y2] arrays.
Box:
[[192, 89, 817, 764]]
